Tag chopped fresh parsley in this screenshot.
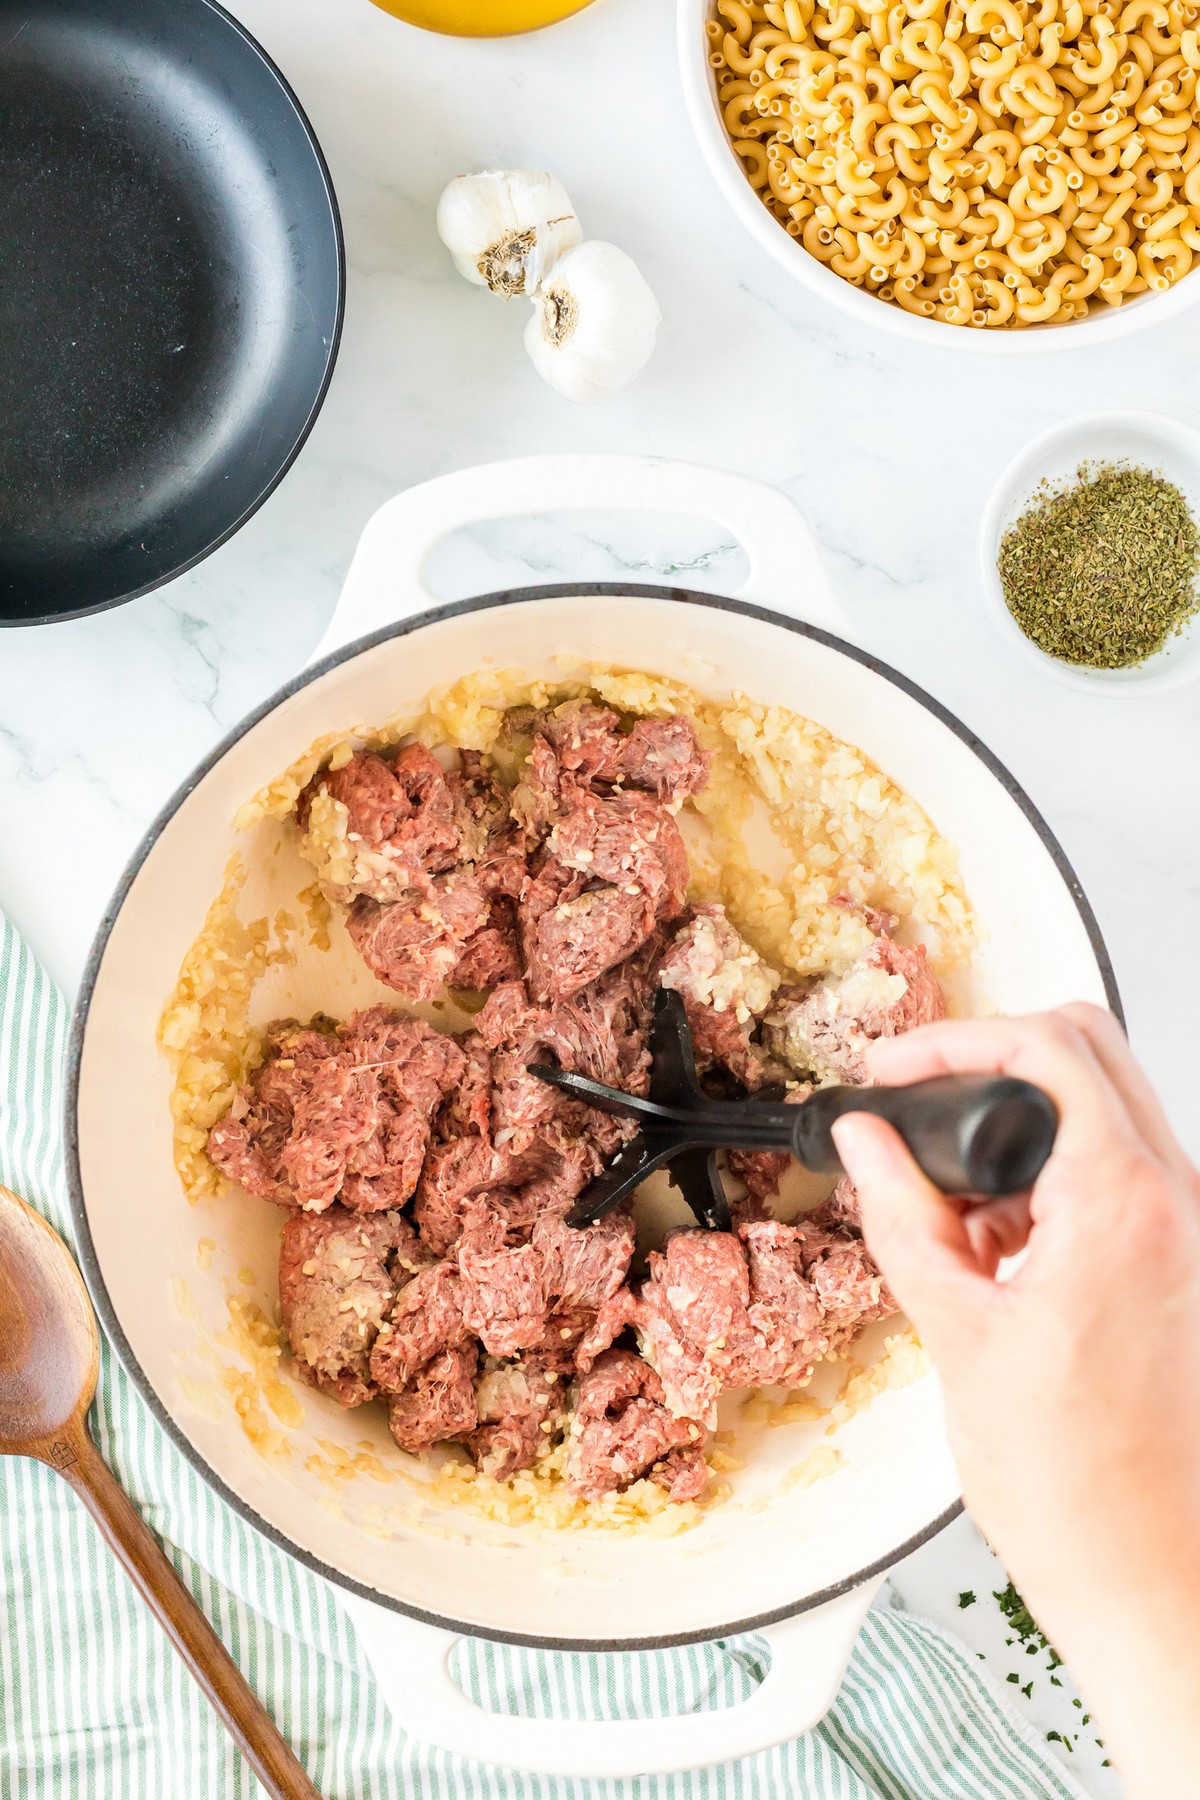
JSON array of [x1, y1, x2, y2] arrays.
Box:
[[958, 1590, 976, 1609], [994, 1582, 1058, 1660]]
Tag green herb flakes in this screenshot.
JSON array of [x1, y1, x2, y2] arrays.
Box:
[[997, 461, 1200, 669], [958, 1590, 976, 1609]]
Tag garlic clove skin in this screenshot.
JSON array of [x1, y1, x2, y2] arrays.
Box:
[[524, 240, 661, 404], [436, 170, 582, 298]]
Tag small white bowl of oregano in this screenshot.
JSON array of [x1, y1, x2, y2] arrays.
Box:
[[979, 410, 1200, 694]]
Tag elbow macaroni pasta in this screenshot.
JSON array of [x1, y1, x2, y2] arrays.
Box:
[[708, 0, 1200, 325]]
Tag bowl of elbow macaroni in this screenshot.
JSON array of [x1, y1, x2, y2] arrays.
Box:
[[678, 0, 1200, 344]]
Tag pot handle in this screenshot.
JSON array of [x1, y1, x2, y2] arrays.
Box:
[[338, 1577, 881, 1777], [311, 455, 847, 663]]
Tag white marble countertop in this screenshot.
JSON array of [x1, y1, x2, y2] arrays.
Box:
[[7, 0, 1197, 1786]]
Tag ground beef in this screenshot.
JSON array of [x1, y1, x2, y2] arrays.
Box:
[[725, 1147, 790, 1202], [467, 1357, 567, 1479], [434, 1031, 493, 1141], [411, 1137, 520, 1255], [809, 1175, 862, 1232], [737, 1220, 831, 1383], [763, 928, 946, 1085], [298, 746, 460, 899], [456, 1202, 547, 1357], [498, 1130, 608, 1225], [370, 1260, 470, 1392], [278, 1206, 424, 1406], [449, 898, 523, 991], [615, 716, 711, 804], [575, 1284, 640, 1371], [658, 903, 781, 1090], [347, 876, 492, 1003], [613, 1226, 844, 1424], [208, 1010, 465, 1213], [526, 885, 657, 1006], [531, 1208, 635, 1310], [244, 709, 920, 1509], [518, 781, 687, 1003], [386, 1342, 479, 1453], [478, 975, 648, 1151], [531, 1303, 602, 1369], [445, 750, 512, 864], [566, 1349, 708, 1501], [550, 788, 689, 912], [792, 1218, 897, 1352], [535, 701, 710, 804], [509, 732, 564, 838]]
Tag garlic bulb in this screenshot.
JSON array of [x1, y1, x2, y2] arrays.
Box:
[[524, 241, 660, 404], [436, 170, 581, 298]]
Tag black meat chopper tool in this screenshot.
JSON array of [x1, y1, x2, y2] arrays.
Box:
[[530, 989, 1059, 1232]]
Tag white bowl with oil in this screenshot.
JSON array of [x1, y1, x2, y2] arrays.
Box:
[[979, 410, 1200, 694]]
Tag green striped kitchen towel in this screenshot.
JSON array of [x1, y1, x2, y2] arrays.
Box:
[[0, 911, 1090, 1800]]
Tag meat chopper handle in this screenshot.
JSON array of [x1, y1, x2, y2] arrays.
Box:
[[793, 1075, 1059, 1197], [311, 455, 851, 661]]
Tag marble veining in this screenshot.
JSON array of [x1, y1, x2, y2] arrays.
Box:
[[5, 0, 1196, 1785]]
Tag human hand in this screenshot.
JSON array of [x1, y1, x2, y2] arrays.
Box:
[[831, 1005, 1200, 1795]]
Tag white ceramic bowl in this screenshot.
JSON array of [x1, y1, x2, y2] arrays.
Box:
[[677, 0, 1200, 353], [979, 410, 1200, 694]]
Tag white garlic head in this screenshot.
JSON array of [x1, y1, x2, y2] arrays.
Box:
[[436, 170, 582, 298], [524, 241, 660, 404]]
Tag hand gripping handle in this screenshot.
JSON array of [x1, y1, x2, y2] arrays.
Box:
[[793, 1074, 1059, 1197]]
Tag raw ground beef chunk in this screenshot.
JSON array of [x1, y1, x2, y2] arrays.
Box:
[[514, 701, 710, 815], [518, 792, 687, 1003], [297, 745, 460, 903], [386, 1343, 479, 1453], [591, 1220, 893, 1428], [327, 746, 525, 1001], [531, 1208, 633, 1311], [467, 1356, 568, 1479], [215, 705, 926, 1505], [509, 712, 700, 1003], [763, 921, 945, 1085], [796, 1218, 896, 1352], [633, 1229, 827, 1422], [369, 1260, 470, 1393], [456, 1202, 547, 1357], [208, 1009, 466, 1213], [346, 877, 492, 1003], [278, 1206, 425, 1406], [656, 903, 781, 1089], [566, 1349, 709, 1501], [810, 1174, 862, 1231]]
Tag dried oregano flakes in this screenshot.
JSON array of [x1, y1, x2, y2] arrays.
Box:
[[997, 461, 1200, 671]]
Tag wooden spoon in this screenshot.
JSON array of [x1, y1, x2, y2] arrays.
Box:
[[0, 1184, 322, 1799]]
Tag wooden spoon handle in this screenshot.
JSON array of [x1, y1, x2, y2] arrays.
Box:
[[57, 1425, 322, 1799]]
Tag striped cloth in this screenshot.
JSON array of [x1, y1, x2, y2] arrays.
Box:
[[0, 912, 1090, 1800]]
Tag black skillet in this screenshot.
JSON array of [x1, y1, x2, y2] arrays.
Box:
[[0, 0, 344, 625]]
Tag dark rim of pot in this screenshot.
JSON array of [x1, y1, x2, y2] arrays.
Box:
[[65, 581, 1122, 1652]]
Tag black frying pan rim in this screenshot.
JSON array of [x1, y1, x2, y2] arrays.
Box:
[[2, 0, 346, 630], [65, 581, 1122, 1651]]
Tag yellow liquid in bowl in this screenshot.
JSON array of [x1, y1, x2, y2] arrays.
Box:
[[369, 0, 594, 33]]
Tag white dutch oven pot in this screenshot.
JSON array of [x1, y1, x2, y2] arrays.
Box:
[[67, 456, 1118, 1777]]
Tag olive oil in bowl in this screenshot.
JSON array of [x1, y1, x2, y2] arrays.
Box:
[[369, 0, 593, 33]]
